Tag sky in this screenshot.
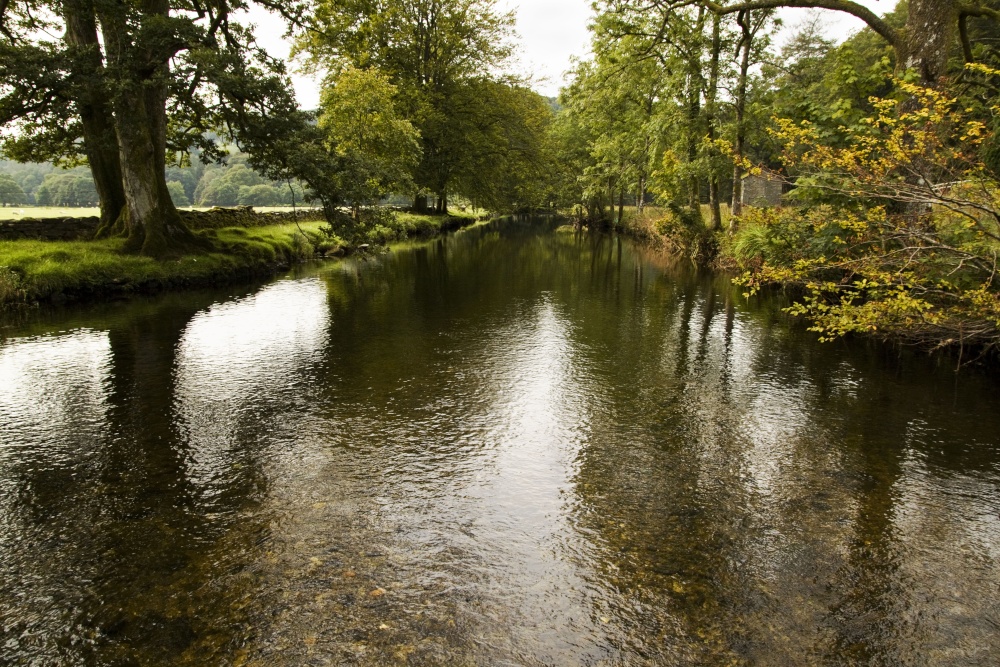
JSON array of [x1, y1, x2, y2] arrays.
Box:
[[249, 0, 892, 109]]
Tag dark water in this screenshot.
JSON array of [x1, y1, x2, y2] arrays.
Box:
[[1, 220, 999, 666]]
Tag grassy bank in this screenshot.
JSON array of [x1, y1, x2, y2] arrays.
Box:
[[0, 211, 479, 307]]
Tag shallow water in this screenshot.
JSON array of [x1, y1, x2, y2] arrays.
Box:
[[1, 220, 999, 666]]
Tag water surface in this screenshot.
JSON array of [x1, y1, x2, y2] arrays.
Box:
[[2, 220, 999, 665]]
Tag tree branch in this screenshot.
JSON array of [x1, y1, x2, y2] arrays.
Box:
[[959, 13, 975, 64], [700, 0, 900, 47], [957, 3, 1000, 23]]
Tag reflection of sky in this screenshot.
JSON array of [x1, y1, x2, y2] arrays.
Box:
[[0, 330, 111, 464], [0, 330, 114, 653], [173, 278, 331, 493]]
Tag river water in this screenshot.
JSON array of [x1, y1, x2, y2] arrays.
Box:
[[1, 219, 998, 666]]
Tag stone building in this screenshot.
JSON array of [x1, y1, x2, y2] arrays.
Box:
[[741, 169, 785, 208]]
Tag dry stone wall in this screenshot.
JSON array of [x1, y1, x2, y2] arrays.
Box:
[[0, 207, 325, 241], [0, 216, 100, 241]]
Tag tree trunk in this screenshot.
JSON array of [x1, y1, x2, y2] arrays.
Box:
[[97, 1, 199, 257], [414, 193, 429, 213], [436, 191, 447, 214], [686, 6, 706, 211], [898, 0, 956, 83], [706, 13, 723, 230], [62, 0, 127, 233], [617, 188, 625, 227], [731, 11, 754, 226]]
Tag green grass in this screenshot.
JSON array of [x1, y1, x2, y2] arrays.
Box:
[[0, 210, 484, 307], [0, 221, 330, 306], [359, 210, 479, 245]]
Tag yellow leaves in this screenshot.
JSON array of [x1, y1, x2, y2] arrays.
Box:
[[741, 70, 1000, 349], [960, 121, 987, 144], [768, 76, 977, 187]]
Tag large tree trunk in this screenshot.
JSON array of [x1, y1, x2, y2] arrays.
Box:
[[97, 0, 199, 257], [62, 0, 127, 233], [899, 0, 956, 83]]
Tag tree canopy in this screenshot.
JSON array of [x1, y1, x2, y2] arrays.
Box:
[[297, 0, 553, 213], [552, 0, 1000, 351], [0, 0, 306, 255]]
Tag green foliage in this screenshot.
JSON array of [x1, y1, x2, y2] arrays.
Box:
[[298, 0, 550, 211], [0, 174, 27, 206], [318, 66, 421, 208], [447, 80, 557, 212], [732, 76, 1000, 351], [166, 181, 191, 207], [731, 221, 770, 267], [555, 2, 780, 221], [0, 266, 25, 304], [34, 172, 99, 207]]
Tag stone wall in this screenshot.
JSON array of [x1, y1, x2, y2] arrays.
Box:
[[0, 207, 325, 241], [0, 216, 100, 241], [741, 172, 784, 208], [181, 207, 324, 230]]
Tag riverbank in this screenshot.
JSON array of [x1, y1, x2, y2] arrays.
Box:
[[0, 210, 478, 307], [589, 204, 1000, 361]]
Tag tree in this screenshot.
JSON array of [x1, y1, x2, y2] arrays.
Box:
[[298, 0, 518, 212], [166, 181, 190, 207], [34, 172, 99, 206], [0, 0, 308, 256], [650, 1, 1000, 84], [729, 8, 778, 220], [238, 184, 280, 206], [447, 79, 556, 213], [0, 174, 27, 206], [198, 181, 240, 207], [735, 72, 1000, 352], [318, 66, 420, 218]]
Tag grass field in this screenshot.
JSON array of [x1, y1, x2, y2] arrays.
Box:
[[0, 221, 332, 305], [0, 210, 479, 306], [0, 207, 100, 220], [0, 206, 322, 221]]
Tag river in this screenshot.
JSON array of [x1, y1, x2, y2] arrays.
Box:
[[1, 219, 998, 666]]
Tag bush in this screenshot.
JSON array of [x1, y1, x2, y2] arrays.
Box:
[[0, 266, 24, 305]]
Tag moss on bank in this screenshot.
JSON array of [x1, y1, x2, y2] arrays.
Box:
[[0, 211, 479, 307], [357, 210, 479, 245]]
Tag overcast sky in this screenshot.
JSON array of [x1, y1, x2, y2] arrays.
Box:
[[249, 0, 891, 109]]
